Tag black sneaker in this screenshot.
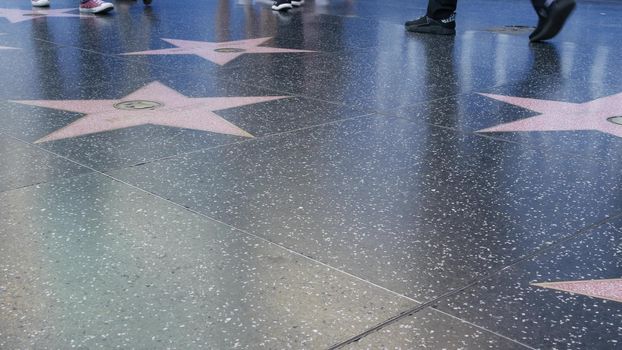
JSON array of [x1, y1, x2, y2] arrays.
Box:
[[529, 0, 576, 42], [272, 0, 293, 11], [405, 14, 456, 35]]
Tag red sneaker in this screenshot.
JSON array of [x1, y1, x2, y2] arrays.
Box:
[[79, 0, 114, 14]]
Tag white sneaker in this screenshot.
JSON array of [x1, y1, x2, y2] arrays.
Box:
[[272, 0, 292, 11], [79, 0, 114, 14], [31, 0, 50, 7], [291, 0, 304, 6]]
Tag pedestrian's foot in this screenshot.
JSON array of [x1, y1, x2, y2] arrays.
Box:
[[79, 0, 114, 14], [291, 0, 304, 6], [31, 0, 50, 7], [272, 0, 293, 11], [529, 0, 576, 42], [405, 14, 456, 35]]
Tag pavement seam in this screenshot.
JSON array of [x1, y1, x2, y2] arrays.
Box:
[[4, 114, 622, 350], [327, 212, 622, 349], [384, 112, 622, 172], [99, 112, 378, 172], [97, 172, 425, 305], [429, 308, 538, 350], [4, 10, 621, 350], [2, 133, 422, 307]]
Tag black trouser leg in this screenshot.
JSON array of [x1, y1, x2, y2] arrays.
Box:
[[531, 0, 547, 9], [426, 0, 457, 20]]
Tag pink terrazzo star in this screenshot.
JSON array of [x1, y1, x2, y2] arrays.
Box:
[[10, 81, 288, 143], [477, 92, 622, 138], [532, 278, 622, 303], [0, 8, 81, 24], [122, 37, 315, 66]]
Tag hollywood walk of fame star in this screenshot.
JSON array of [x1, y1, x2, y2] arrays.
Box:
[[10, 81, 289, 143], [0, 8, 82, 24], [532, 278, 622, 303], [477, 92, 622, 138], [122, 37, 315, 66]]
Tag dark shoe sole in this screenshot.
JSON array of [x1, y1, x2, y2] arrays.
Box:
[[530, 0, 576, 42], [404, 19, 418, 27], [406, 25, 455, 35]]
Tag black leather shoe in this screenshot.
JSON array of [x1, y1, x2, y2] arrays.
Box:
[[530, 0, 576, 42], [405, 14, 456, 35]]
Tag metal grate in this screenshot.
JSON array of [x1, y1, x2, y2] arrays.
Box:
[[114, 100, 163, 111], [607, 116, 622, 125], [214, 48, 246, 53]]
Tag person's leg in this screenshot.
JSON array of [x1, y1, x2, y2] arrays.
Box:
[[426, 0, 457, 20], [79, 0, 114, 14], [529, 0, 576, 42], [405, 0, 457, 35]]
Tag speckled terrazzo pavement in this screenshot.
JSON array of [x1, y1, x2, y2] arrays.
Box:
[[1, 0, 622, 349]]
